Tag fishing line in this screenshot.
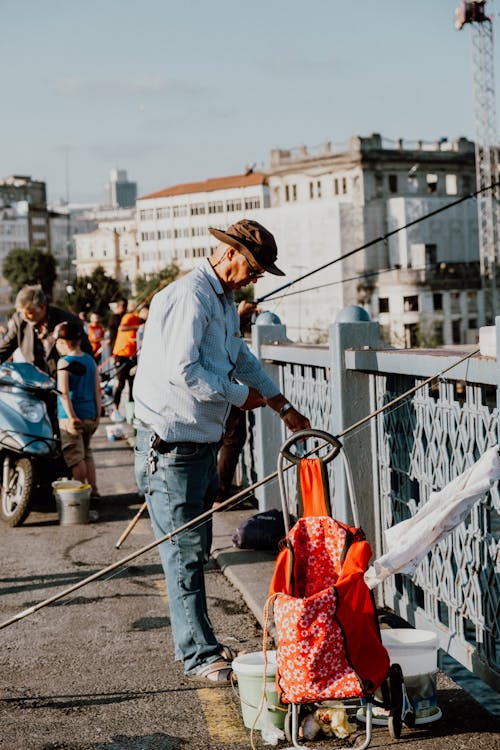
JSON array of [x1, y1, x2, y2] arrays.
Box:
[[256, 180, 500, 304], [0, 349, 479, 629]]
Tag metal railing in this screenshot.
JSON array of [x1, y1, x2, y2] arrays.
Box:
[[249, 316, 500, 691]]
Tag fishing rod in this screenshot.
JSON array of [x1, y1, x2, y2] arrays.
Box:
[[256, 180, 500, 304], [0, 347, 479, 630]]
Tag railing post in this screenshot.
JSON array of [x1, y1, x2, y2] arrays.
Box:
[[329, 307, 382, 538], [251, 318, 289, 511]]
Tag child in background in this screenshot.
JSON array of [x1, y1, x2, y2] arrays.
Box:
[[54, 321, 102, 519]]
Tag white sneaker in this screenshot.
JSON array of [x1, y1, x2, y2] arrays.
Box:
[[111, 410, 125, 423]]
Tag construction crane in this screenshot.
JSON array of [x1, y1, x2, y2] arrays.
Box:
[[455, 0, 500, 323]]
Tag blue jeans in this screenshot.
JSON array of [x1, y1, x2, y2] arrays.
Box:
[[134, 428, 221, 673]]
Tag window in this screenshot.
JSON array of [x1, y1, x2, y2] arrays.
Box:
[[452, 319, 461, 344], [173, 205, 187, 217], [285, 185, 290, 202], [433, 292, 443, 311], [334, 178, 339, 195], [426, 174, 438, 193], [425, 243, 437, 265], [156, 207, 170, 219], [190, 203, 206, 216], [468, 318, 478, 329], [309, 181, 321, 199], [378, 297, 390, 313], [207, 201, 224, 214], [341, 177, 347, 194], [292, 184, 297, 201], [226, 199, 242, 212], [404, 295, 419, 312], [244, 197, 261, 210], [445, 174, 458, 195], [388, 174, 398, 193], [404, 323, 418, 348]]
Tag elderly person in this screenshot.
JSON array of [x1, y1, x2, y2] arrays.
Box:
[[0, 285, 92, 378], [134, 219, 310, 683]]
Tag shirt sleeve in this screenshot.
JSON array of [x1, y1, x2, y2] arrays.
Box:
[[163, 290, 250, 407], [233, 342, 280, 399]]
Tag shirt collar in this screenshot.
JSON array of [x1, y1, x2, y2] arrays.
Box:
[[202, 259, 231, 298]]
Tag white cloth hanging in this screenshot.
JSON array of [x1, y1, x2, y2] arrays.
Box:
[[364, 446, 500, 589]]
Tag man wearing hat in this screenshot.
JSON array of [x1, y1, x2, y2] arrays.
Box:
[[133, 219, 309, 683]]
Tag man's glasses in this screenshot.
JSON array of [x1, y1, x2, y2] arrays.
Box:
[[237, 249, 264, 279]]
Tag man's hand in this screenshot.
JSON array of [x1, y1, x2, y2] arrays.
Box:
[[281, 407, 310, 433], [237, 300, 259, 328], [265, 394, 310, 433], [241, 387, 266, 410]]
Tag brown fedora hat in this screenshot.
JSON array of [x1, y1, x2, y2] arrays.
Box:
[[208, 219, 285, 276]]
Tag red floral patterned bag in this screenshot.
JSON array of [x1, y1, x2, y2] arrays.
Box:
[[272, 515, 389, 704]]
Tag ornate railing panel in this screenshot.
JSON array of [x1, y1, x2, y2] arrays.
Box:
[[374, 372, 500, 687]]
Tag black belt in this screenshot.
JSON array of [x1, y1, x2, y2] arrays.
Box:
[[151, 434, 200, 454]]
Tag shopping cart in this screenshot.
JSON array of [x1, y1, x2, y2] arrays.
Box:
[[269, 429, 413, 748]]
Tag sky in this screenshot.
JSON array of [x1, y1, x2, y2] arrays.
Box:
[[1, 0, 498, 204]]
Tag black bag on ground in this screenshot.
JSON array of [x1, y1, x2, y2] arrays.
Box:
[[232, 508, 290, 551]]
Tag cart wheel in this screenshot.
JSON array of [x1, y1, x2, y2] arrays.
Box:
[[388, 663, 404, 740], [388, 713, 402, 740]]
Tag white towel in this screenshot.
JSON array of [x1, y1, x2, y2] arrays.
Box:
[[364, 446, 500, 589]]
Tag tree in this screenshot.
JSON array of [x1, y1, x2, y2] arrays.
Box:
[[3, 248, 57, 300], [55, 266, 122, 320], [134, 262, 181, 306]]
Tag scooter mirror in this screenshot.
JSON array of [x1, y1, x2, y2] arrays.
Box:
[[59, 361, 86, 376]]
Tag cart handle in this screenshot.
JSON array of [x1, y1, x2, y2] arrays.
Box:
[[279, 428, 342, 465]]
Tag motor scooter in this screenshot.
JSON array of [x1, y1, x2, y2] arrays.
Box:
[[0, 360, 83, 526]]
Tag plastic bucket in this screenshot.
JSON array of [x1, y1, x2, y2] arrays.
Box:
[[231, 650, 285, 730], [52, 480, 91, 525], [381, 629, 440, 721]]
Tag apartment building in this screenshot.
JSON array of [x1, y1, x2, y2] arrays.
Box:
[[261, 134, 480, 345], [136, 172, 270, 275], [0, 176, 50, 315], [74, 207, 137, 288]]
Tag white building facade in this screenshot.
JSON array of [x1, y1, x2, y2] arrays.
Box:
[[74, 207, 137, 288], [136, 172, 270, 275], [260, 134, 481, 345]]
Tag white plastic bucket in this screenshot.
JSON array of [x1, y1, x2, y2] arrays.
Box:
[[52, 480, 91, 525], [381, 629, 440, 720], [231, 650, 285, 730], [381, 628, 438, 675]]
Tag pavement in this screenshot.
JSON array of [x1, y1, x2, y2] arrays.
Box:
[[97, 414, 499, 747]]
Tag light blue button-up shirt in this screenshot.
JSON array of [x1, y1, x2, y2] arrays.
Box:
[[133, 260, 280, 443]]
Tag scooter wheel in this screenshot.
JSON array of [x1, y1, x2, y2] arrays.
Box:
[[0, 456, 33, 527]]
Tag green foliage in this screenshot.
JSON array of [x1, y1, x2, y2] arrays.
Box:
[[134, 263, 180, 306], [2, 248, 57, 300], [55, 266, 122, 320], [234, 285, 255, 305]]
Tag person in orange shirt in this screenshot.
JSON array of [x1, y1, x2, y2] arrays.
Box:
[[111, 309, 142, 421], [88, 312, 105, 363]]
